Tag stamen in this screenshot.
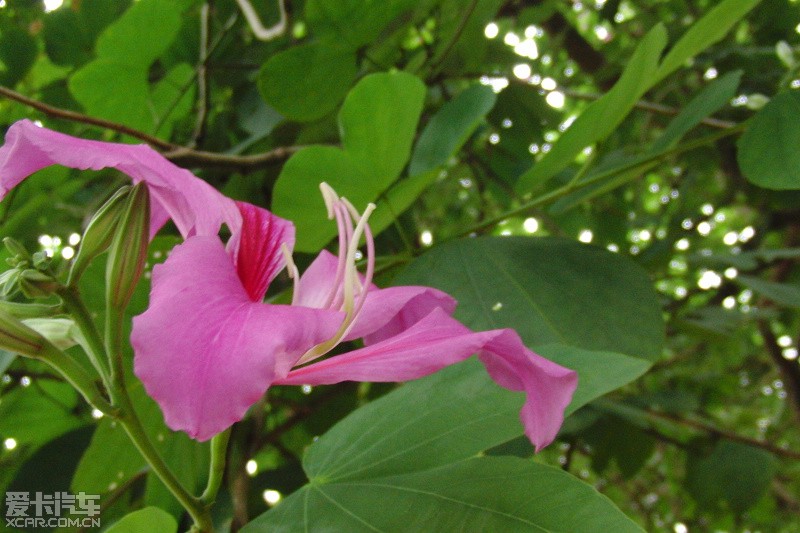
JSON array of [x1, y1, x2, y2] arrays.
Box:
[[295, 197, 376, 366], [280, 243, 300, 303], [321, 200, 354, 310], [319, 183, 339, 219]]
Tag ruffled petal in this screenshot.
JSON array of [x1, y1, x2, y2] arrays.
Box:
[[228, 201, 295, 301], [276, 308, 577, 451], [0, 120, 240, 238], [131, 236, 342, 441]]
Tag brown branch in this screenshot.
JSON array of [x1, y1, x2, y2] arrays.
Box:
[[561, 88, 737, 130], [645, 408, 800, 461], [0, 85, 302, 170]]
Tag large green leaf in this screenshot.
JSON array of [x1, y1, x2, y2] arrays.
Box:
[[408, 84, 497, 176], [340, 72, 426, 179], [738, 91, 800, 190], [105, 506, 177, 533], [244, 457, 642, 532], [514, 24, 667, 193], [272, 72, 426, 252], [395, 237, 664, 361], [258, 43, 357, 122]]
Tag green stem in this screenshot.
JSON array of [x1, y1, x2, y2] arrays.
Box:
[[464, 123, 747, 236], [57, 287, 111, 386], [39, 344, 116, 416], [201, 428, 231, 506]]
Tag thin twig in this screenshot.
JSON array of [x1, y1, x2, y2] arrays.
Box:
[[428, 0, 479, 75], [644, 408, 800, 461], [561, 88, 737, 130], [0, 85, 303, 170]]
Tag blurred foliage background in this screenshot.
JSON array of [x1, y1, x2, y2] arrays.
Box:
[[0, 0, 799, 531]]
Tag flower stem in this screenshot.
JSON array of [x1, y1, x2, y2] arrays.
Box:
[[39, 344, 116, 416], [201, 428, 231, 506], [56, 286, 111, 387]]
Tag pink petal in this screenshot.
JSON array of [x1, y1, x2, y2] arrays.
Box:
[[293, 250, 341, 309], [228, 201, 295, 301], [276, 308, 577, 451], [295, 250, 457, 341], [131, 236, 342, 441], [0, 120, 240, 239]]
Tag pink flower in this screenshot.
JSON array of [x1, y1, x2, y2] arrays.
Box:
[[0, 120, 577, 450]]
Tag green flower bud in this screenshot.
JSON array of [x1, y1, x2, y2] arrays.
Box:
[[106, 183, 150, 311], [0, 308, 48, 357], [3, 237, 30, 261], [68, 186, 132, 286]]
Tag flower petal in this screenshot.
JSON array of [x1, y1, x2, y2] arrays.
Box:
[[228, 201, 295, 301], [0, 120, 240, 238], [131, 235, 342, 441], [276, 308, 577, 451]]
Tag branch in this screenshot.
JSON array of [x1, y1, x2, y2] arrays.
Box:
[[0, 85, 302, 171], [644, 408, 800, 461], [560, 88, 737, 129]]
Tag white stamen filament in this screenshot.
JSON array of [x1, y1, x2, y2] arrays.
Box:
[[295, 184, 376, 365]]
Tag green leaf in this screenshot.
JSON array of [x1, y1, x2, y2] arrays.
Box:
[[244, 457, 642, 532], [736, 274, 800, 307], [395, 237, 664, 361], [94, 0, 182, 66], [258, 43, 357, 122], [409, 84, 496, 176], [0, 27, 37, 88], [340, 71, 426, 179], [69, 60, 151, 132], [514, 24, 667, 194], [652, 0, 762, 84], [291, 346, 648, 486], [105, 507, 177, 533], [737, 91, 800, 190], [651, 71, 742, 152], [0, 380, 84, 447], [305, 0, 419, 49], [685, 440, 777, 513], [273, 72, 426, 252]]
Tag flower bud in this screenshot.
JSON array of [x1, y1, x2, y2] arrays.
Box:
[[68, 186, 132, 285], [106, 183, 150, 311], [0, 308, 48, 357], [3, 237, 30, 262]]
